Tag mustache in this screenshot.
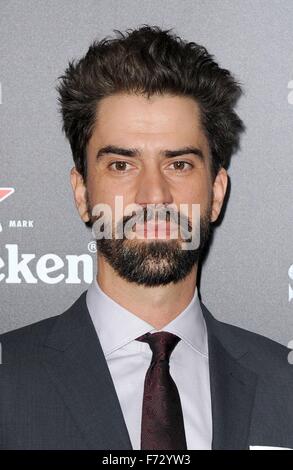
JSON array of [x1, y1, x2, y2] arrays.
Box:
[[122, 206, 191, 228], [91, 205, 195, 240]]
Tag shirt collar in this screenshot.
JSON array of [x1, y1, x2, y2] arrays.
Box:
[[86, 277, 208, 358]]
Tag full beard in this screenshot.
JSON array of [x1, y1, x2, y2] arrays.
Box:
[[91, 203, 213, 287]]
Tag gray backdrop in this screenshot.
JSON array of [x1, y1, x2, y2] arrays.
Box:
[[0, 0, 292, 346]]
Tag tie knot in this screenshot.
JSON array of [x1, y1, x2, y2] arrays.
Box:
[[136, 331, 181, 363]]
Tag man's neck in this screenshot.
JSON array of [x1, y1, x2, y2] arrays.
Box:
[[96, 256, 198, 329]]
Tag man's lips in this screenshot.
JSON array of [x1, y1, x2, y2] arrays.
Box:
[[135, 220, 177, 238]]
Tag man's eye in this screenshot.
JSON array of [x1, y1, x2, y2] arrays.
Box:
[[108, 161, 132, 172], [108, 160, 193, 172], [169, 161, 193, 171]]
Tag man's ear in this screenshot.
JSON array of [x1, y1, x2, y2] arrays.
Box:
[[70, 167, 90, 223], [210, 167, 228, 223]]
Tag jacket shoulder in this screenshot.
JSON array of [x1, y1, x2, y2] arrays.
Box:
[[201, 301, 292, 377], [0, 290, 88, 354], [0, 313, 60, 357], [217, 317, 292, 377]]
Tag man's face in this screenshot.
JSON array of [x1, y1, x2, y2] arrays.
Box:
[[71, 93, 228, 286]]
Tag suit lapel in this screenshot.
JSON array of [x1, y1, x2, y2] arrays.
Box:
[[201, 301, 258, 450], [39, 291, 133, 450]]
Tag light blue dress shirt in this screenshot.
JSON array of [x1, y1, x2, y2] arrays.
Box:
[[86, 277, 212, 450]]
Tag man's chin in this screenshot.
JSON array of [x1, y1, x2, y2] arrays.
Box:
[[96, 236, 200, 287]]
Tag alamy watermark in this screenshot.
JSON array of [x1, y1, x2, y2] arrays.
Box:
[[90, 196, 201, 250]]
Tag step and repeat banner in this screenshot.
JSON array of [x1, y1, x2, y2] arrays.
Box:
[[0, 0, 292, 346]]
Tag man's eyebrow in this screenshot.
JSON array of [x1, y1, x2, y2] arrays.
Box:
[[96, 145, 204, 160]]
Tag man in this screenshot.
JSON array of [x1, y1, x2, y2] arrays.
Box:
[[1, 25, 293, 450]]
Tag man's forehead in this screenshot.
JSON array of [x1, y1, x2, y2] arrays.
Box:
[[91, 93, 206, 148]]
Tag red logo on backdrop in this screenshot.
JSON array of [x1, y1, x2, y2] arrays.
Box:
[[0, 188, 14, 203]]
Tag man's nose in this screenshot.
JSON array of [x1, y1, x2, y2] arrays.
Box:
[[134, 166, 173, 207]]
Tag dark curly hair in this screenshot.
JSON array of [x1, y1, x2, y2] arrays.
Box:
[[56, 24, 245, 183]]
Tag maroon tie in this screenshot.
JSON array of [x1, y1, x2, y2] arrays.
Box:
[[136, 331, 187, 450]]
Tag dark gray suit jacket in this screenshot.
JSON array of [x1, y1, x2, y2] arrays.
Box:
[[1, 290, 293, 450]]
